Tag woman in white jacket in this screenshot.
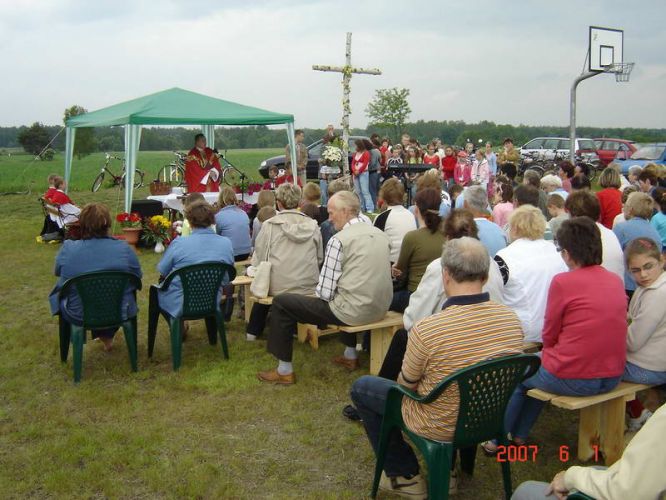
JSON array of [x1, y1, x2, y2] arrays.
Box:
[[494, 205, 568, 344]]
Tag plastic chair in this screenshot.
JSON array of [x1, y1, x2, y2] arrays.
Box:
[[58, 271, 142, 383], [371, 354, 541, 500], [147, 262, 236, 371]]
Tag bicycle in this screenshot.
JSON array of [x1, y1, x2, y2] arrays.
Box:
[[91, 153, 145, 192], [156, 151, 186, 187]]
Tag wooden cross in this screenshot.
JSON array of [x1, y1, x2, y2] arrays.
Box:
[[313, 32, 381, 175]]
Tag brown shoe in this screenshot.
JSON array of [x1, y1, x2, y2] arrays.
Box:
[[257, 369, 295, 385], [332, 355, 360, 371]]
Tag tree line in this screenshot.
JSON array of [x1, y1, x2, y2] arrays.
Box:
[[3, 121, 666, 158]]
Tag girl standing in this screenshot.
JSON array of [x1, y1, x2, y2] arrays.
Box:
[[352, 139, 374, 213]]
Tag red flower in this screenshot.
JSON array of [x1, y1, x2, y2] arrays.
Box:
[[116, 213, 129, 222], [129, 212, 141, 223]]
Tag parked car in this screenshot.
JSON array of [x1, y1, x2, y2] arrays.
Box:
[[613, 143, 666, 175], [593, 138, 637, 166], [258, 136, 370, 180], [520, 137, 599, 163]]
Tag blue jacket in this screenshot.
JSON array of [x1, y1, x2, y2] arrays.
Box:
[[49, 237, 142, 324], [214, 206, 251, 256], [157, 228, 235, 317]]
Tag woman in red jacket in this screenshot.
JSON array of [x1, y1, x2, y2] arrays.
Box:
[[596, 167, 623, 229], [484, 217, 626, 453], [441, 145, 457, 187], [352, 139, 374, 212]]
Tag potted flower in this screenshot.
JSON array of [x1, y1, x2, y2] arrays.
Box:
[[116, 212, 143, 247], [320, 144, 343, 176], [141, 215, 172, 253]]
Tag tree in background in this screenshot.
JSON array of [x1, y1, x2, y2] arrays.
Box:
[[366, 88, 411, 142], [17, 122, 51, 156], [63, 105, 96, 159]]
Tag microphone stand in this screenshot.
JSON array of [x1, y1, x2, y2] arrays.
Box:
[[219, 149, 247, 203]]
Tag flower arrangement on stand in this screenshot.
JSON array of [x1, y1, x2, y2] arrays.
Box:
[[232, 181, 262, 196], [141, 215, 172, 253], [320, 145, 343, 176], [116, 212, 143, 248]]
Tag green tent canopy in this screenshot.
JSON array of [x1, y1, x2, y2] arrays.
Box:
[[63, 87, 297, 211]]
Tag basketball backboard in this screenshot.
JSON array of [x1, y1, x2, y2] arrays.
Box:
[[589, 26, 623, 72]]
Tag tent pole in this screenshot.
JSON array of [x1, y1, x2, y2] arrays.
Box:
[[286, 122, 298, 183], [64, 127, 76, 194], [202, 124, 215, 150], [124, 125, 142, 212]]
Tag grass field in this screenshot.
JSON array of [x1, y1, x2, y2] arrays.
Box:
[[0, 149, 640, 498], [0, 149, 281, 194]]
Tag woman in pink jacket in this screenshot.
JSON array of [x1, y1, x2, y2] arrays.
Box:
[[472, 149, 490, 192], [453, 151, 471, 186], [352, 139, 374, 212]]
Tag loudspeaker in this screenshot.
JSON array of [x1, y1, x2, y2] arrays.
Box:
[[130, 200, 164, 219]]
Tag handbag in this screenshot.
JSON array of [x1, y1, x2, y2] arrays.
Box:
[[250, 223, 273, 299]]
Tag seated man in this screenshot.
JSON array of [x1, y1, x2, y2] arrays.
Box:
[[257, 191, 392, 385], [184, 133, 222, 193], [512, 403, 666, 500], [155, 201, 234, 318], [350, 237, 523, 498]]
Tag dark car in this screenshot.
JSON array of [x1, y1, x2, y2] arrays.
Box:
[[258, 136, 370, 180], [593, 138, 637, 166]]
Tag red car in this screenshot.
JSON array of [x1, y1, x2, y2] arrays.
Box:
[[593, 138, 637, 166]]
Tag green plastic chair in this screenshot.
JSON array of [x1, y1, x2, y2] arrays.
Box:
[[371, 354, 541, 500], [147, 262, 236, 371], [58, 271, 142, 383]]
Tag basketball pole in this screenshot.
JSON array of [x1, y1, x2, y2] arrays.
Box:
[[569, 70, 600, 162]]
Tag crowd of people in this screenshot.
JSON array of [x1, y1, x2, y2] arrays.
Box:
[[46, 131, 666, 499]]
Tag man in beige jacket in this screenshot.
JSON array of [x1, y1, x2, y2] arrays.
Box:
[[511, 402, 666, 499]]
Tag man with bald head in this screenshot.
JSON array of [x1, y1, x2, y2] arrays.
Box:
[[258, 191, 392, 384]]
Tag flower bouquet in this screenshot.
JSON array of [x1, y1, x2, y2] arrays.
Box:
[[320, 145, 343, 175], [141, 215, 172, 253], [116, 212, 142, 229]]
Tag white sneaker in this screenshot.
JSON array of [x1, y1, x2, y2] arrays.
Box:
[[628, 409, 652, 432], [379, 472, 427, 499], [245, 333, 257, 342]]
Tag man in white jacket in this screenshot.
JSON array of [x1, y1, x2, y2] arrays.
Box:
[[511, 402, 666, 500]]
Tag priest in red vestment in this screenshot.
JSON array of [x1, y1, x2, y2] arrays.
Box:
[[184, 133, 222, 193]]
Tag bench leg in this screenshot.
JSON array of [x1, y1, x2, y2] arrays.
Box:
[[577, 405, 601, 462], [244, 285, 254, 323], [297, 323, 319, 350], [599, 398, 626, 466], [369, 327, 396, 376]]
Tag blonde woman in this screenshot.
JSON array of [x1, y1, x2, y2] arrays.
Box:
[[215, 186, 251, 261]]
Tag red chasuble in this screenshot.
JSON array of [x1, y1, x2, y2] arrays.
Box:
[[184, 147, 222, 193]]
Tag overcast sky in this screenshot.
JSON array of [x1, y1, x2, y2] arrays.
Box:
[[1, 0, 664, 129]]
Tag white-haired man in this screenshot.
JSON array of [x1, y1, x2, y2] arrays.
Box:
[[258, 191, 392, 384]]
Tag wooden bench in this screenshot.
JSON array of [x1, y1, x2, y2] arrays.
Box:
[[527, 382, 654, 465], [235, 258, 252, 267], [231, 275, 254, 322]]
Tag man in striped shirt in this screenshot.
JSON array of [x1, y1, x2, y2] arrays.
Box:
[[351, 237, 523, 498]]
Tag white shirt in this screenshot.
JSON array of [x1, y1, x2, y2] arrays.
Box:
[[597, 222, 625, 280], [374, 205, 417, 262]]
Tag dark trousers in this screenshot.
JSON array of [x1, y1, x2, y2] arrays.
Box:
[[268, 293, 352, 362], [390, 289, 411, 313], [247, 302, 270, 337]]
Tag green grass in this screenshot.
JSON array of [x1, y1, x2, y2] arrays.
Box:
[[0, 155, 628, 498], [0, 149, 281, 194]]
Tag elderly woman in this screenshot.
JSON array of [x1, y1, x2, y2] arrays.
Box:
[[246, 183, 323, 341], [373, 178, 417, 263], [626, 165, 643, 190], [596, 167, 623, 229], [215, 186, 252, 261], [540, 174, 568, 201], [157, 201, 234, 319], [391, 188, 445, 312], [622, 237, 666, 431], [484, 217, 627, 453], [49, 203, 142, 351], [613, 192, 664, 297], [494, 205, 568, 343]]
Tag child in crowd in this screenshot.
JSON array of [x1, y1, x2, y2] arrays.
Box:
[[547, 193, 568, 242], [262, 165, 279, 190], [441, 145, 457, 186], [301, 182, 325, 224], [251, 190, 277, 247], [454, 151, 471, 187], [422, 143, 441, 169], [386, 146, 404, 166], [448, 183, 464, 208], [491, 181, 514, 228], [472, 149, 490, 192]]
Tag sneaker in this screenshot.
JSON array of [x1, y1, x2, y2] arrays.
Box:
[[628, 409, 652, 432], [342, 404, 362, 422], [379, 472, 427, 499]]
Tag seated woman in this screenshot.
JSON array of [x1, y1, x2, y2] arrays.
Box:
[[179, 193, 207, 237], [494, 205, 568, 344], [622, 237, 666, 431], [246, 183, 323, 341], [373, 178, 417, 263], [48, 203, 142, 351], [252, 190, 276, 248], [215, 186, 252, 261], [157, 201, 234, 319], [484, 217, 627, 453], [390, 188, 445, 312], [43, 176, 81, 237]]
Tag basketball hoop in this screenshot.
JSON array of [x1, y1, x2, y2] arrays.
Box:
[[605, 62, 634, 83]]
